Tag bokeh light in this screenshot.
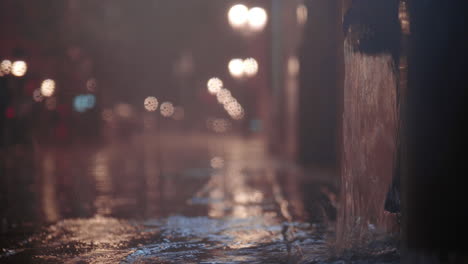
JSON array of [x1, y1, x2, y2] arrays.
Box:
[[210, 157, 225, 169], [247, 7, 267, 31], [11, 61, 27, 77], [207, 77, 223, 94], [297, 4, 308, 25], [243, 58, 258, 76], [0, 60, 12, 75], [86, 78, 97, 92], [228, 58, 244, 78], [33, 88, 44, 102], [160, 102, 175, 117], [144, 96, 159, 112], [73, 94, 96, 112], [41, 79, 56, 97], [288, 56, 300, 76], [228, 4, 249, 28], [216, 89, 232, 104]]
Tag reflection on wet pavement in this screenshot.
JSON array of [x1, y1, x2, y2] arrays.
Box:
[[1, 134, 337, 263]]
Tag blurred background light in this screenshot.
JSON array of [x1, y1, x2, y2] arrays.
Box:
[[243, 58, 258, 76], [228, 58, 244, 78], [228, 4, 249, 28], [207, 77, 223, 94], [160, 102, 175, 117], [33, 88, 44, 102], [86, 78, 97, 92], [288, 56, 300, 77], [210, 156, 225, 169], [297, 4, 308, 26], [247, 7, 267, 31], [0, 60, 12, 75], [11, 60, 27, 77], [41, 79, 56, 97], [216, 88, 232, 104], [144, 96, 159, 112], [73, 94, 96, 112]]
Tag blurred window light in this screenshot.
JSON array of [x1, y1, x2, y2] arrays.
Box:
[[243, 58, 258, 76], [228, 4, 249, 28], [228, 58, 244, 78], [207, 77, 223, 94], [144, 96, 159, 112], [0, 60, 12, 75], [248, 7, 268, 31], [11, 61, 27, 77], [297, 4, 308, 26], [41, 79, 56, 97], [160, 102, 175, 117]]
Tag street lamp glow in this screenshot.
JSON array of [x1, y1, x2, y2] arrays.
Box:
[[228, 58, 244, 78], [207, 77, 223, 94], [228, 4, 249, 28], [247, 7, 267, 31]]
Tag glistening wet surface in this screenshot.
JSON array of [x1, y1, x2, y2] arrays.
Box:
[[0, 133, 338, 263]]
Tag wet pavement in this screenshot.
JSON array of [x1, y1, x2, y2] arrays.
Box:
[[0, 133, 398, 263]]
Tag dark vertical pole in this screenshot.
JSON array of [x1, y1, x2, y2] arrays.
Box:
[[404, 1, 468, 262]]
